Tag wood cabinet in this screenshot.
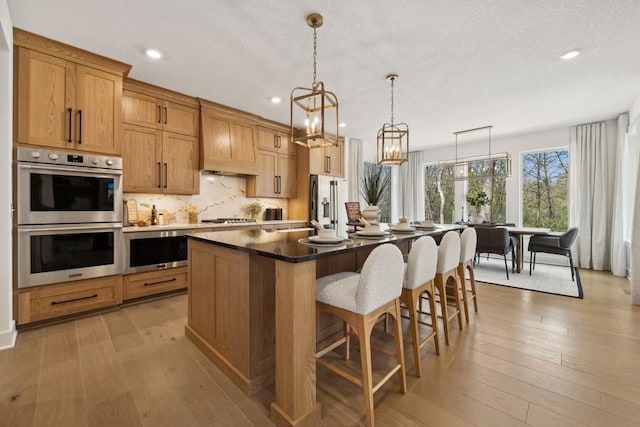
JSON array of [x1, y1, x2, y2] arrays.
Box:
[[308, 138, 344, 177], [17, 275, 123, 325], [14, 29, 130, 155], [123, 267, 188, 301], [247, 125, 297, 198], [122, 80, 200, 195], [200, 100, 258, 175]]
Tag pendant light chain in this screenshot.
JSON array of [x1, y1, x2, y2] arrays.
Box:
[[390, 77, 395, 125], [312, 26, 317, 84]]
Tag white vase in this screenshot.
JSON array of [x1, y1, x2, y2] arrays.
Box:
[[361, 205, 380, 225], [470, 215, 484, 224]]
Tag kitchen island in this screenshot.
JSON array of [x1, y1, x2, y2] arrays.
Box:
[[185, 225, 460, 426]]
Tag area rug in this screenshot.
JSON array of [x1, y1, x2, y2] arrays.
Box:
[[469, 256, 583, 298]]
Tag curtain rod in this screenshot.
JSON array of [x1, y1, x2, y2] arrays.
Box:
[[573, 120, 605, 128]]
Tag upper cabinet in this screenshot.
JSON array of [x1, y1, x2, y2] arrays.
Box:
[[246, 125, 297, 198], [308, 138, 344, 177], [122, 80, 200, 195], [14, 29, 130, 155], [200, 100, 258, 175]]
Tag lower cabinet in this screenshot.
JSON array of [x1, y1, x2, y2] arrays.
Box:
[[123, 267, 188, 301], [17, 275, 123, 325]]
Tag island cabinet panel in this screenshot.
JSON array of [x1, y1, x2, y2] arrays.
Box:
[[199, 100, 259, 175], [186, 240, 276, 395]]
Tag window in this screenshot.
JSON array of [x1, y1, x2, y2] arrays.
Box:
[[521, 149, 569, 231], [424, 163, 455, 223], [467, 159, 507, 223]]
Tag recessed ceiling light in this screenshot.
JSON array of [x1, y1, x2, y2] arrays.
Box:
[[145, 49, 163, 59], [560, 49, 580, 60], [339, 123, 347, 128], [270, 96, 282, 104]]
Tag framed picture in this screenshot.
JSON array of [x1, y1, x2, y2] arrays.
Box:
[[344, 202, 362, 225]]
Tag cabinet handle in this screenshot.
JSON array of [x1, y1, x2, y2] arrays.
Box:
[[328, 156, 331, 173], [51, 293, 98, 306], [157, 162, 162, 188], [157, 105, 162, 123], [274, 135, 278, 149], [164, 107, 168, 125], [67, 108, 73, 143], [277, 135, 281, 148], [164, 163, 168, 188], [278, 176, 282, 194], [274, 175, 278, 194], [144, 277, 177, 286], [77, 110, 83, 144]]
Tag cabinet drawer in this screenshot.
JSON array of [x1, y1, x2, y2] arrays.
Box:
[[17, 275, 123, 325], [123, 267, 188, 300]]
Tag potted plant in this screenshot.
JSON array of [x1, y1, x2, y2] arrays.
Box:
[[360, 165, 390, 225], [466, 189, 490, 224], [244, 201, 264, 220]]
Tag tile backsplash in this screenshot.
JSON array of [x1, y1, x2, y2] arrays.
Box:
[[124, 173, 288, 224]]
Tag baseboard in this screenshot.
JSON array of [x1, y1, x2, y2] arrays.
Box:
[[0, 320, 17, 350]]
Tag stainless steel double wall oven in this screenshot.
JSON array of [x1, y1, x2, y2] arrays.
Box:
[[17, 147, 123, 288]]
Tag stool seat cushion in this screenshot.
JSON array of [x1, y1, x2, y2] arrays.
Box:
[[316, 272, 360, 313]]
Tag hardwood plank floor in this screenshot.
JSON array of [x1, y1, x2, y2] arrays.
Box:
[[0, 268, 636, 426]]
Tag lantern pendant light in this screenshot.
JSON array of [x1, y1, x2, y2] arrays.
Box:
[[290, 13, 339, 149], [377, 74, 408, 165]]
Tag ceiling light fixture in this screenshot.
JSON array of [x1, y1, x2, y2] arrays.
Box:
[[377, 74, 408, 166], [290, 13, 339, 149], [145, 49, 163, 59], [560, 49, 580, 60], [339, 122, 347, 128], [447, 125, 511, 181], [270, 96, 282, 104]]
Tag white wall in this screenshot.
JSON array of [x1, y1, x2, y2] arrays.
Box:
[[0, 0, 15, 350], [629, 93, 640, 125]]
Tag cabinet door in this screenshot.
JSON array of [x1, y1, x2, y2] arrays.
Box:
[[202, 115, 233, 160], [278, 154, 297, 198], [257, 127, 279, 152], [251, 150, 278, 197], [16, 48, 75, 148], [326, 141, 344, 177], [280, 132, 297, 156], [231, 122, 257, 163], [123, 125, 162, 193], [123, 91, 162, 129], [163, 132, 199, 194], [163, 101, 199, 136], [75, 64, 122, 154], [308, 147, 327, 175]]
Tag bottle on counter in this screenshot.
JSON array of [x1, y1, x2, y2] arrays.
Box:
[[158, 213, 164, 226], [151, 204, 158, 225]]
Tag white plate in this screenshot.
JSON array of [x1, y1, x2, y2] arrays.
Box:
[[299, 238, 352, 247], [355, 230, 389, 237], [389, 226, 416, 233], [308, 235, 345, 244], [414, 224, 437, 230]]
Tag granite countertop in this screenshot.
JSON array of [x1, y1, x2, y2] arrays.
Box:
[[187, 224, 462, 263], [122, 219, 308, 233]]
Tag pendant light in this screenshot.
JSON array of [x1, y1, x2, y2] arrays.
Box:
[[377, 74, 408, 165], [290, 13, 339, 149], [449, 125, 512, 181]]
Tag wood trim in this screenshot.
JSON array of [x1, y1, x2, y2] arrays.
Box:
[[13, 28, 131, 76], [124, 78, 199, 107]]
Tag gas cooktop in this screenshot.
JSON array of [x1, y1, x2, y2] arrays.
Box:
[[201, 218, 257, 224]]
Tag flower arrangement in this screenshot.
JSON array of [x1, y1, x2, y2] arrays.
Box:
[[360, 165, 390, 206], [185, 204, 199, 223], [244, 201, 264, 219], [466, 189, 490, 216]]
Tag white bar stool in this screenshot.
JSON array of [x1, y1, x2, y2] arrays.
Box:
[[435, 230, 463, 345], [458, 227, 479, 322]]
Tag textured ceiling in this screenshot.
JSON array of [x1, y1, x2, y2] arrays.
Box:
[[8, 0, 640, 151]]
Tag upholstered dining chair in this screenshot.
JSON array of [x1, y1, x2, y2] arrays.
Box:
[[435, 231, 463, 345], [457, 227, 478, 322], [528, 227, 579, 281], [315, 244, 407, 427], [401, 236, 439, 378], [475, 226, 515, 279]]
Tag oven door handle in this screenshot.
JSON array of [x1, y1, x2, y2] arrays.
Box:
[[19, 163, 122, 177], [19, 224, 123, 233]]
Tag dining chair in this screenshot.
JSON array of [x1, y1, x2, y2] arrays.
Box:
[[457, 227, 478, 322], [435, 231, 463, 345], [315, 244, 407, 427], [475, 226, 515, 279], [401, 236, 439, 377], [528, 227, 579, 281]]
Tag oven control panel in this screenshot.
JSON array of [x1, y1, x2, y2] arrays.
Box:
[[18, 146, 122, 170]]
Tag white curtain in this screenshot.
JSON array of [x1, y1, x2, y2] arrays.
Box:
[[629, 120, 640, 304], [610, 114, 629, 276], [346, 137, 363, 204], [569, 122, 616, 270], [398, 151, 426, 222]]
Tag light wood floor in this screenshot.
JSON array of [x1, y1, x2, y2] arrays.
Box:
[[1, 269, 637, 427]]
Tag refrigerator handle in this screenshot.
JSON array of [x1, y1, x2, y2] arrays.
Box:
[[330, 180, 338, 226]]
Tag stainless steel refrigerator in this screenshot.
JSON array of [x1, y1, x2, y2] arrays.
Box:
[[309, 174, 349, 237]]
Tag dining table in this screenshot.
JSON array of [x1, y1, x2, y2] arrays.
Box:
[[504, 226, 551, 273], [185, 223, 462, 426]]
